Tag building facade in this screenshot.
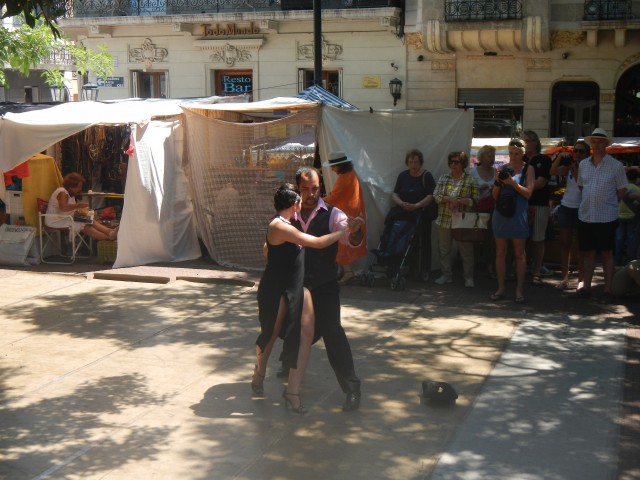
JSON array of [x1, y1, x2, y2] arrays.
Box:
[[58, 0, 405, 110], [403, 0, 640, 141]]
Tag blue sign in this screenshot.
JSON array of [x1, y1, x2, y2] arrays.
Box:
[[97, 77, 125, 88]]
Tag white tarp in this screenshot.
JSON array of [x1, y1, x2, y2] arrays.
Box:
[[318, 107, 474, 253], [115, 119, 201, 268]]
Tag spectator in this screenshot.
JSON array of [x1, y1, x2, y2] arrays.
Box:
[[433, 151, 479, 287], [470, 145, 497, 278], [522, 130, 552, 286], [490, 140, 535, 303], [549, 141, 589, 290], [573, 128, 628, 304], [390, 148, 437, 282]]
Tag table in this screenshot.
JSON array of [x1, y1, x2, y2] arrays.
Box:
[[82, 192, 125, 199], [81, 192, 125, 210]]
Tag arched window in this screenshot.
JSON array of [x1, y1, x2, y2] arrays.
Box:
[[614, 64, 640, 137]]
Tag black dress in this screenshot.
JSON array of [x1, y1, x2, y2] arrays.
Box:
[[256, 223, 305, 369]]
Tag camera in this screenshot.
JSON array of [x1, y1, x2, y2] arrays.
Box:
[[559, 154, 574, 166], [498, 166, 512, 181]]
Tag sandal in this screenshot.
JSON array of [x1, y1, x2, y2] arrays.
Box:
[[490, 292, 505, 301], [531, 275, 543, 286], [555, 279, 569, 290], [515, 295, 525, 303], [282, 388, 308, 414]]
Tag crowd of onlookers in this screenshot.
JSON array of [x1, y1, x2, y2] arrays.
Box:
[[349, 127, 640, 304]]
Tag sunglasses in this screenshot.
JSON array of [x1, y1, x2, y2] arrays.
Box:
[[448, 160, 461, 165], [573, 149, 587, 154]]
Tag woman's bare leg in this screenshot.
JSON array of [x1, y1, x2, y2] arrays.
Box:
[[82, 225, 110, 241], [255, 295, 287, 379], [513, 239, 527, 299], [286, 288, 314, 408], [494, 238, 507, 296]]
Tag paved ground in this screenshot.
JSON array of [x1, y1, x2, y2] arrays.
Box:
[[0, 257, 638, 479]]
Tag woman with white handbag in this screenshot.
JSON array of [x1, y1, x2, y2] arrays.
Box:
[[433, 152, 479, 288]]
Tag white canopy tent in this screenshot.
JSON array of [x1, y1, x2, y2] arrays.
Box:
[[0, 100, 201, 268]]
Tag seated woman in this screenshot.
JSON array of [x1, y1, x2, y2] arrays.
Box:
[[46, 172, 118, 241]]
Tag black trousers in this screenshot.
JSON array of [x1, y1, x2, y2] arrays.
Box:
[[311, 281, 361, 394]]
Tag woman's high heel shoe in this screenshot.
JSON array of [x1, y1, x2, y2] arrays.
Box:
[[282, 388, 308, 414], [251, 365, 265, 396]]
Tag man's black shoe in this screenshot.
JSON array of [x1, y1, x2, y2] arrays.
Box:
[[276, 365, 289, 379], [342, 391, 361, 412]]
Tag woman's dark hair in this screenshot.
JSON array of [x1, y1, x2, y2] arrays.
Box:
[[574, 140, 590, 154], [62, 172, 86, 190], [334, 161, 354, 174], [448, 151, 469, 168], [274, 183, 301, 211], [405, 149, 424, 166]]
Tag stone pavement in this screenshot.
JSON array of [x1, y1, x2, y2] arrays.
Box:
[[0, 259, 638, 479]]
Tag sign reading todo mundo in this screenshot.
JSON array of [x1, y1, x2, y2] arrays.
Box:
[[202, 22, 261, 37]]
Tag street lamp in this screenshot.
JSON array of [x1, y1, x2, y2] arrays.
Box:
[[81, 83, 99, 101], [389, 78, 402, 106]]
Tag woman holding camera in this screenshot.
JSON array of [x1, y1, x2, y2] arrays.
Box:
[[550, 141, 588, 290], [490, 140, 535, 302]]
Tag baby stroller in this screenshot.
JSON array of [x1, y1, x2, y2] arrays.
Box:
[[361, 210, 422, 290]]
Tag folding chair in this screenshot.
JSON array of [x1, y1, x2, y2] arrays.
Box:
[[37, 198, 92, 264]]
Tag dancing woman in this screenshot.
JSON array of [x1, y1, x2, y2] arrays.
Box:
[[253, 184, 348, 413]]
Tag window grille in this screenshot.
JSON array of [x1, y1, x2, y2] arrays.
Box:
[[445, 0, 522, 22], [583, 0, 631, 20]]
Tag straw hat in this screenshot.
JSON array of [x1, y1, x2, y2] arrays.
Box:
[[322, 151, 351, 167], [584, 127, 613, 146]]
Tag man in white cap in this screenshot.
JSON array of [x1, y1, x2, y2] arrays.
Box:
[[573, 127, 628, 304]]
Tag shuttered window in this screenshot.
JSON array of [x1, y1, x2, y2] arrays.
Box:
[[457, 88, 524, 107]]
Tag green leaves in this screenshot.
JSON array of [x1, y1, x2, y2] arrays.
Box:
[[0, 16, 113, 87], [0, 0, 62, 37]]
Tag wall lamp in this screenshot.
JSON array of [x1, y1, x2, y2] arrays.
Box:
[[389, 78, 402, 106], [390, 62, 399, 71]]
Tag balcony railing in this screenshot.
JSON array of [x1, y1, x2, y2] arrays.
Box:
[[583, 0, 632, 20], [445, 0, 522, 22], [42, 47, 75, 67], [63, 0, 398, 17]]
